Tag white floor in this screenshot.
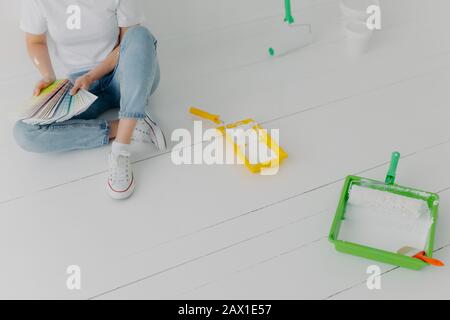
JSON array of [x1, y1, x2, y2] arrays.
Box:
[[1, 0, 450, 300]]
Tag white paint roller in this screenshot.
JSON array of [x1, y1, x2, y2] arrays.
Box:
[[339, 152, 434, 253], [340, 185, 433, 253], [268, 24, 313, 57], [267, 0, 313, 57], [349, 185, 429, 220]]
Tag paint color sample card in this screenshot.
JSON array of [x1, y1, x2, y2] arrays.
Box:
[[20, 79, 98, 125]]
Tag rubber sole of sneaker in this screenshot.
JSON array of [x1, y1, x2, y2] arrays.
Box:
[[107, 175, 135, 200], [145, 116, 168, 152]]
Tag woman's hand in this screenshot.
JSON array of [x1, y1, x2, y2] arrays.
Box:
[[26, 33, 57, 97], [33, 77, 56, 96], [70, 73, 94, 95]]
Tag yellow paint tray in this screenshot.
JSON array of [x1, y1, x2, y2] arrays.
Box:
[[189, 107, 288, 174]]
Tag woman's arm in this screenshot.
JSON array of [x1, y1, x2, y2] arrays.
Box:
[[70, 27, 130, 95], [25, 33, 57, 96]]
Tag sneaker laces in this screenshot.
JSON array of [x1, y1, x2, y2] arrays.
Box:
[[109, 152, 132, 186]]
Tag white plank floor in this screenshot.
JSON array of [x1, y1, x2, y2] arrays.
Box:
[[1, 0, 450, 299]]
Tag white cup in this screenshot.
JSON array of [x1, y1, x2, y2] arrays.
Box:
[[345, 21, 373, 56]]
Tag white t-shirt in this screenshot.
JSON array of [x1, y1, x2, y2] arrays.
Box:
[[20, 0, 145, 75]]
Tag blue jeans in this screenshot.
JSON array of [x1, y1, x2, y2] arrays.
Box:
[[13, 26, 160, 153]]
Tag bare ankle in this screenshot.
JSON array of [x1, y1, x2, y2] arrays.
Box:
[[115, 119, 138, 144], [109, 120, 119, 140]]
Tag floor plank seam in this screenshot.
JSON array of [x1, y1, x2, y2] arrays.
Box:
[[175, 236, 327, 299], [90, 220, 327, 299], [323, 267, 400, 300], [122, 205, 331, 261], [262, 61, 450, 126]]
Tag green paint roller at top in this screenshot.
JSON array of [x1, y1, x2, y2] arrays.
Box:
[[284, 0, 295, 24], [268, 0, 313, 57], [269, 0, 295, 56]]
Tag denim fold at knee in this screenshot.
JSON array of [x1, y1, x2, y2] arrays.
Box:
[[117, 26, 160, 120]]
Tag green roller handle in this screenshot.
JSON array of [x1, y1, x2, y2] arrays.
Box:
[[284, 0, 295, 24], [385, 152, 401, 185]]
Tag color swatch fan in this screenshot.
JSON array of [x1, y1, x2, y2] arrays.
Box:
[[20, 79, 97, 125]]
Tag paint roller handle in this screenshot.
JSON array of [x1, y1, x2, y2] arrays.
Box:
[[385, 152, 401, 185], [189, 107, 222, 125], [414, 252, 445, 267], [284, 0, 295, 24]]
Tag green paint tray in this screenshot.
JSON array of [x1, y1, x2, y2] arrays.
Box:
[[329, 152, 440, 270]]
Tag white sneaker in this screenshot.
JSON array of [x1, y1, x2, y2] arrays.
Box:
[[132, 115, 167, 152], [107, 151, 135, 200]]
